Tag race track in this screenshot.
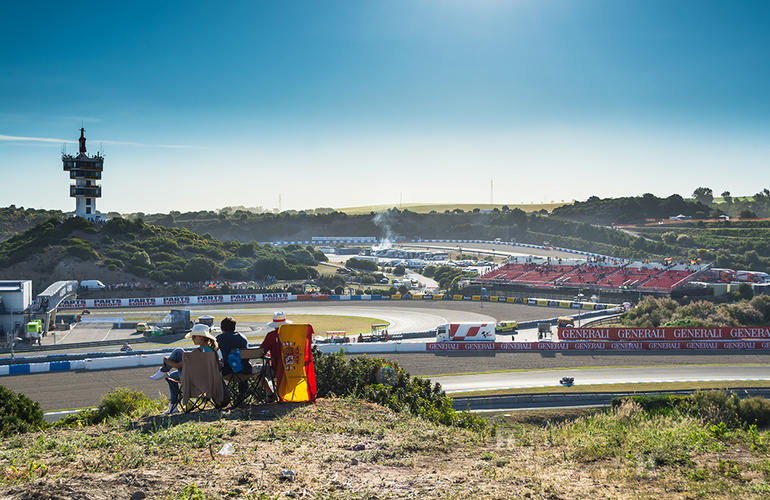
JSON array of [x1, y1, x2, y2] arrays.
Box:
[[4, 351, 770, 412], [4, 300, 770, 412]]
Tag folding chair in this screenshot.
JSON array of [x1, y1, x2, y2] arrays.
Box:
[[222, 347, 276, 407], [179, 349, 230, 412]]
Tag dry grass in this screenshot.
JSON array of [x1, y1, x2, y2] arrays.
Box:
[[2, 398, 770, 499]]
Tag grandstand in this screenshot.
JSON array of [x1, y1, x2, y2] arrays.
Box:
[[478, 257, 707, 294]]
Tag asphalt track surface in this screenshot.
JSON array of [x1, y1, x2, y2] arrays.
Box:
[[436, 364, 770, 393], [5, 350, 770, 413], [18, 299, 556, 350]]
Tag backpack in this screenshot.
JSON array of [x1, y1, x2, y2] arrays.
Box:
[[227, 348, 242, 373]]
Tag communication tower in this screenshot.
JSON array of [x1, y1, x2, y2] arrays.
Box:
[[62, 128, 105, 222]]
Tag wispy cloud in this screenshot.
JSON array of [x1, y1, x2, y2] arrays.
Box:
[[0, 134, 67, 144], [0, 134, 207, 149]]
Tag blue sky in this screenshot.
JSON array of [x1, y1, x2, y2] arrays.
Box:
[[1, 1, 768, 214]]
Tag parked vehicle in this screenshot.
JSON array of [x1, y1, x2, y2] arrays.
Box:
[[495, 321, 518, 334], [25, 320, 42, 343], [80, 280, 106, 290], [436, 322, 496, 342], [538, 323, 553, 341], [736, 271, 770, 283]]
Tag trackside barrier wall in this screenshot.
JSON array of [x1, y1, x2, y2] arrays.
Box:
[[425, 341, 770, 351], [57, 292, 619, 315], [4, 340, 770, 376], [557, 327, 770, 341], [0, 353, 166, 376], [59, 293, 294, 309], [316, 342, 426, 355]]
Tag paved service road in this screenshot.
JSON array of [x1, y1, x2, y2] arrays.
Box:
[[435, 365, 770, 393]]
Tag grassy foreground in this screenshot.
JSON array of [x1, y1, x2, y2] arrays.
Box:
[[2, 395, 770, 499]]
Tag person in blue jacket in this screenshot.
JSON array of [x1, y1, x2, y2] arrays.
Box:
[[216, 316, 252, 376]]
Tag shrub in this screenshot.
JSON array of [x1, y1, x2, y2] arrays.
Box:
[[684, 390, 741, 427], [0, 385, 46, 437], [346, 257, 378, 271], [611, 394, 689, 415], [97, 387, 156, 419], [56, 387, 159, 427], [617, 390, 770, 430], [737, 397, 770, 428], [65, 239, 100, 261], [312, 349, 491, 435]]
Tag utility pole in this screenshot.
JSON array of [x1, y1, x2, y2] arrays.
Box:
[[490, 179, 493, 204], [9, 305, 14, 362]]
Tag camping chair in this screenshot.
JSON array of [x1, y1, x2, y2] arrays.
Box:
[[179, 349, 230, 412], [222, 347, 276, 407]]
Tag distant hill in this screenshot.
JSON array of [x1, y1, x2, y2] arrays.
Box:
[[334, 202, 568, 215], [0, 206, 65, 242], [0, 216, 323, 293], [2, 193, 769, 288], [551, 194, 720, 225]]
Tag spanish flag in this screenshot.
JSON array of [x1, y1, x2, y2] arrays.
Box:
[[276, 324, 317, 403]]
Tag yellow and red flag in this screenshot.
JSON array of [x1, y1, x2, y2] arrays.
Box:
[[276, 324, 317, 403]]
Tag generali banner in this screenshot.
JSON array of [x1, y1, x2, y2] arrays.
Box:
[[557, 327, 770, 341], [426, 340, 770, 351]]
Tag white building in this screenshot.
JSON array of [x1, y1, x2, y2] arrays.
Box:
[[0, 280, 33, 342], [62, 128, 105, 222]]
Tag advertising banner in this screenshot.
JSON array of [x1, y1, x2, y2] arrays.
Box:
[[426, 340, 770, 351], [60, 299, 88, 309], [196, 295, 224, 305], [59, 293, 294, 308], [557, 327, 770, 341], [162, 296, 191, 306], [127, 298, 157, 307], [93, 298, 124, 308]]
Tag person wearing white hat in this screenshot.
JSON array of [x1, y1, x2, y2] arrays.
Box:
[[149, 323, 219, 414], [259, 312, 292, 400]]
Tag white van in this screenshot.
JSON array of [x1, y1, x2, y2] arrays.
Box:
[[80, 280, 106, 290], [435, 322, 496, 342]]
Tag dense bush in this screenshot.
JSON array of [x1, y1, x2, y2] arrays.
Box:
[[0, 385, 46, 437], [312, 348, 492, 434], [613, 390, 770, 429], [621, 296, 770, 328], [611, 394, 689, 415], [345, 257, 378, 271], [56, 388, 159, 427]]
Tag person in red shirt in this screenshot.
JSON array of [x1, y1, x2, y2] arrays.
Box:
[[260, 311, 292, 400]]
